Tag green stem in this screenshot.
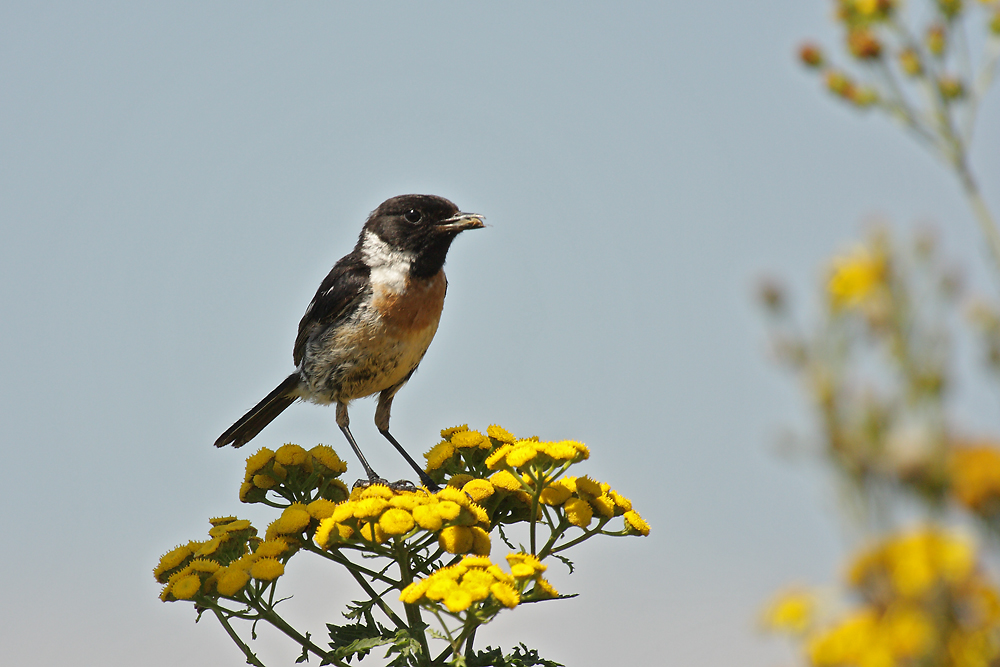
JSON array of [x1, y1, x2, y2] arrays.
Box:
[[549, 518, 611, 555], [211, 607, 267, 667], [954, 156, 1000, 281]]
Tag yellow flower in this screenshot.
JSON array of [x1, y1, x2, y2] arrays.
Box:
[[412, 504, 444, 531], [471, 526, 492, 556], [357, 484, 394, 500], [245, 447, 275, 480], [507, 552, 546, 578], [489, 470, 523, 491], [462, 479, 495, 503], [400, 577, 431, 604], [623, 510, 651, 536], [435, 500, 463, 521], [807, 609, 879, 667], [609, 490, 632, 513], [424, 441, 456, 471], [216, 567, 252, 597], [950, 443, 1000, 512], [154, 544, 194, 583], [359, 521, 386, 544], [353, 497, 390, 519], [506, 444, 539, 468], [252, 474, 277, 489], [827, 244, 885, 310], [452, 430, 489, 449], [435, 486, 472, 507], [533, 577, 559, 599], [487, 424, 516, 444], [485, 444, 515, 470], [307, 498, 338, 520], [589, 494, 616, 518], [379, 508, 416, 536], [564, 498, 594, 528], [331, 501, 356, 523], [539, 482, 572, 506], [255, 539, 290, 558], [389, 493, 425, 511], [188, 559, 221, 574], [574, 476, 602, 497], [491, 582, 520, 608], [250, 557, 285, 581], [170, 573, 202, 600], [268, 504, 311, 537], [309, 445, 347, 474], [760, 588, 815, 634], [439, 526, 475, 554], [275, 443, 308, 466], [441, 424, 469, 438], [539, 441, 579, 461], [444, 588, 474, 612], [882, 604, 934, 659]]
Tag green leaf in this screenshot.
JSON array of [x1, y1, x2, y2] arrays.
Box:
[[466, 643, 563, 667]]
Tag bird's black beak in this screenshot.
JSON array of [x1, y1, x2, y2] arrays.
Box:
[[436, 212, 485, 232]]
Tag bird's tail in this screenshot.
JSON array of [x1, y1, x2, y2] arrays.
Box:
[[214, 373, 300, 448]]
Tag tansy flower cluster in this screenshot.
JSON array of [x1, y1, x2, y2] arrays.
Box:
[[764, 528, 1000, 667], [314, 483, 492, 555], [400, 553, 558, 617], [154, 517, 293, 602], [239, 443, 350, 505]]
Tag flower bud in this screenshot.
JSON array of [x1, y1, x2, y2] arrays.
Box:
[[847, 28, 882, 60], [926, 24, 946, 56], [799, 43, 824, 68], [898, 48, 922, 76]]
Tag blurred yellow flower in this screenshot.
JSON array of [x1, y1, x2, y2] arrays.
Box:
[[761, 588, 816, 634], [828, 245, 886, 310]]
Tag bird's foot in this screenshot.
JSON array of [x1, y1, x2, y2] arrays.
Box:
[[351, 477, 437, 493]]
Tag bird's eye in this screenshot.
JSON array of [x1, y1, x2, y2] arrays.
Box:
[[404, 209, 422, 224]]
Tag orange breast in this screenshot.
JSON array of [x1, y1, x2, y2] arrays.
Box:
[[371, 269, 448, 335]]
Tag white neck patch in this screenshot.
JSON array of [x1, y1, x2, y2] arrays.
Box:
[[361, 230, 414, 293]]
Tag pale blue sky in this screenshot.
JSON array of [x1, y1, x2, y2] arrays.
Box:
[[2, 2, 998, 666]]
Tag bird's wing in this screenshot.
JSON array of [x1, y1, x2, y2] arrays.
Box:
[[293, 255, 371, 367]]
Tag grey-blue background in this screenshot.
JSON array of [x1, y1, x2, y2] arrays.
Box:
[[3, 2, 997, 665]]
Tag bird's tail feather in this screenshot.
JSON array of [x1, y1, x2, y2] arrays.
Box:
[[214, 373, 300, 448]]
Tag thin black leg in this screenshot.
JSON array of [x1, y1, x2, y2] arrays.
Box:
[[340, 423, 382, 483], [379, 428, 440, 491]]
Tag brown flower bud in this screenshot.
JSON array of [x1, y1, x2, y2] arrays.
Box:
[[799, 43, 825, 68], [847, 28, 882, 60], [938, 75, 965, 100]]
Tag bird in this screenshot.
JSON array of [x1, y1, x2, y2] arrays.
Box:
[[214, 194, 484, 491]]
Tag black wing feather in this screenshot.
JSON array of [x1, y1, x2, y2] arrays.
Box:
[[293, 253, 371, 367]]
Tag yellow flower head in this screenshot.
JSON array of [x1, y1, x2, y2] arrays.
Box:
[[489, 470, 523, 491], [444, 588, 474, 612], [379, 508, 416, 536], [439, 525, 475, 554], [452, 430, 490, 449], [564, 497, 594, 528], [827, 244, 886, 310], [359, 521, 386, 544], [412, 504, 444, 531], [610, 490, 632, 513], [487, 424, 516, 444], [623, 510, 650, 536], [154, 544, 194, 583], [245, 447, 275, 480], [491, 581, 520, 608], [760, 588, 816, 634], [215, 567, 252, 597], [353, 497, 391, 519], [506, 552, 546, 578], [424, 441, 456, 471], [309, 445, 348, 474], [532, 577, 559, 599], [485, 444, 515, 470], [539, 482, 573, 506], [462, 479, 496, 503], [170, 573, 202, 600], [470, 526, 492, 556], [435, 486, 472, 507], [268, 504, 312, 537], [255, 539, 291, 558], [575, 476, 603, 497], [307, 498, 338, 520], [506, 443, 539, 468], [250, 557, 285, 581], [441, 424, 469, 438], [275, 443, 308, 467], [950, 443, 1000, 512]]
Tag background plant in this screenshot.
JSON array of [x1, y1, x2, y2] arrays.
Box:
[[760, 1, 1000, 665]]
